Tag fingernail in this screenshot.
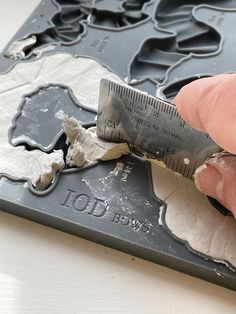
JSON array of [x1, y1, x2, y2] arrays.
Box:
[[194, 164, 224, 201]]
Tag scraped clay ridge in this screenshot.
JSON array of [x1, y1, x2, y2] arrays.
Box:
[[0, 52, 122, 189], [152, 164, 236, 269], [63, 116, 130, 167]]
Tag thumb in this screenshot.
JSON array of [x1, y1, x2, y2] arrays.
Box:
[[174, 74, 236, 154], [194, 153, 236, 217]]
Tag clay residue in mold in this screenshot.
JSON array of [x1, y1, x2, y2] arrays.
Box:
[[63, 116, 130, 167], [4, 36, 56, 60], [0, 52, 122, 189], [31, 44, 57, 58], [5, 35, 37, 60], [151, 163, 236, 269]]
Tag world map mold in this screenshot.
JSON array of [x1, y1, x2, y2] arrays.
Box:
[[1, 0, 236, 291]]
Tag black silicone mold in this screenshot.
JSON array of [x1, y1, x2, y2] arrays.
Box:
[[1, 0, 236, 291]]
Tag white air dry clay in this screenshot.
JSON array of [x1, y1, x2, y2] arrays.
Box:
[[0, 52, 122, 189], [1, 51, 236, 267], [152, 163, 236, 268], [5, 35, 37, 60]]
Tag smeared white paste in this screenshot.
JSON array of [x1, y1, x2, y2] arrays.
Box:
[[152, 163, 236, 268], [63, 116, 130, 167], [0, 53, 122, 189]]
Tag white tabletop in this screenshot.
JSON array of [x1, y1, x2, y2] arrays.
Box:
[[0, 1, 236, 313]]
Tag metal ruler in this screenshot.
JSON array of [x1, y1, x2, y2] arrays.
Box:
[[97, 79, 221, 179]]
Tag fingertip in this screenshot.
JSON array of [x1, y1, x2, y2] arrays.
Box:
[[195, 155, 236, 217], [173, 84, 188, 115], [174, 78, 208, 131], [194, 163, 223, 201]]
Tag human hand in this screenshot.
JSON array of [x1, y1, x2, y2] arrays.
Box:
[[174, 74, 236, 217]]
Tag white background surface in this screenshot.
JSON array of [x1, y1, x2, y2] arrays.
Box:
[[0, 1, 236, 313]]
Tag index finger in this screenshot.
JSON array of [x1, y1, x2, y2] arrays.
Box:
[[174, 74, 236, 154]]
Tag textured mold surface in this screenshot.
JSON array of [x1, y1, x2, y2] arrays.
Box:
[[1, 0, 236, 291], [10, 85, 96, 151], [3, 0, 236, 97]]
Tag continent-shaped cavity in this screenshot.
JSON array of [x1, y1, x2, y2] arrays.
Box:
[[11, 85, 96, 150], [0, 52, 122, 189]]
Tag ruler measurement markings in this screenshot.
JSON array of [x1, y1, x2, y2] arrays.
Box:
[[157, 100, 162, 111], [182, 165, 187, 178], [143, 94, 147, 108], [139, 92, 143, 103], [111, 81, 115, 93], [147, 95, 152, 108], [126, 85, 130, 98], [120, 85, 124, 98], [121, 85, 124, 98], [167, 155, 173, 168], [172, 108, 177, 118], [114, 82, 117, 93], [118, 130, 121, 142], [117, 82, 120, 94], [141, 94, 145, 104], [161, 101, 165, 113], [136, 90, 140, 102], [112, 81, 116, 92], [163, 102, 166, 113], [170, 107, 174, 120], [186, 166, 191, 179], [103, 124, 106, 141], [163, 155, 168, 164], [99, 79, 220, 179], [116, 82, 120, 94], [118, 84, 122, 97], [164, 102, 168, 113], [164, 102, 168, 114], [140, 93, 144, 104], [108, 80, 112, 92], [175, 157, 181, 172], [151, 98, 156, 110], [190, 160, 198, 178], [128, 88, 131, 99], [136, 92, 140, 103], [176, 111, 181, 120], [160, 102, 164, 112]]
